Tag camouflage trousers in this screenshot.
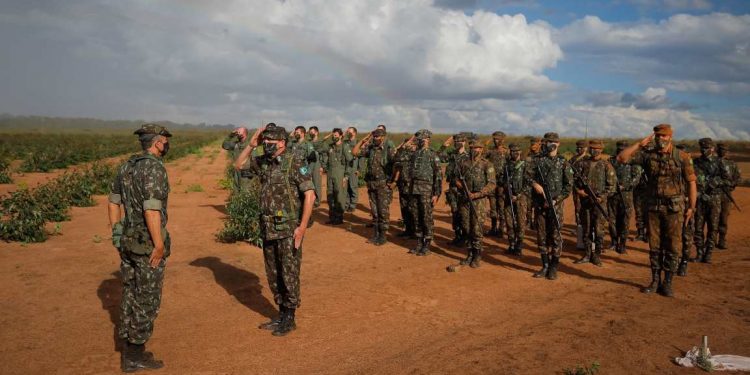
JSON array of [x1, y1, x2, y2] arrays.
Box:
[[647, 198, 684, 272], [445, 188, 466, 237], [573, 193, 581, 226], [346, 172, 359, 211], [262, 237, 302, 309], [367, 182, 392, 233], [118, 250, 166, 345], [581, 198, 608, 250], [311, 163, 322, 206], [534, 201, 564, 256], [459, 196, 486, 250], [682, 217, 694, 260], [608, 191, 633, 243], [504, 194, 528, 246], [326, 173, 347, 222], [488, 186, 506, 228], [398, 186, 415, 234], [409, 194, 434, 240], [694, 194, 721, 251], [634, 186, 648, 233], [718, 193, 733, 243]]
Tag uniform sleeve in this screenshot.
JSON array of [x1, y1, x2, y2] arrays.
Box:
[[239, 155, 262, 177], [108, 164, 124, 204], [291, 155, 315, 194], [560, 160, 574, 200], [432, 154, 443, 197], [681, 152, 696, 182], [480, 163, 497, 197], [630, 150, 646, 166], [222, 136, 237, 151], [143, 161, 170, 211]]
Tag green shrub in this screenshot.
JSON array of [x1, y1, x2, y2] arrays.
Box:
[[32, 182, 71, 222], [0, 159, 12, 184], [0, 189, 47, 243], [216, 179, 261, 245]]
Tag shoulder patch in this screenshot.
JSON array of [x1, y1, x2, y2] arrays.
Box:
[[300, 166, 309, 175]]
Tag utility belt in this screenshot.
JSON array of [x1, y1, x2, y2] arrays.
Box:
[[648, 195, 684, 213], [260, 211, 297, 240]]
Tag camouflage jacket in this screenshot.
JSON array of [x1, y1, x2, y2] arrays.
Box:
[[485, 145, 509, 183], [719, 157, 741, 191], [526, 155, 574, 203], [344, 139, 360, 177], [361, 142, 396, 187], [110, 152, 170, 256], [574, 155, 617, 198], [222, 135, 251, 161], [409, 148, 443, 197], [393, 147, 414, 188], [629, 146, 696, 199], [321, 141, 352, 176], [438, 146, 469, 187], [610, 158, 642, 191], [241, 150, 314, 240], [457, 156, 496, 198], [694, 155, 729, 198], [499, 159, 529, 196], [289, 139, 316, 166]]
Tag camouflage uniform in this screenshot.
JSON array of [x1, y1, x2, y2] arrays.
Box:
[[526, 133, 573, 279], [344, 137, 360, 212], [500, 144, 529, 255], [570, 140, 589, 250], [439, 133, 471, 245], [359, 129, 396, 244], [485, 132, 509, 237], [456, 140, 496, 268], [289, 137, 318, 204], [717, 143, 741, 249], [608, 141, 641, 254], [525, 137, 542, 230], [632, 149, 651, 242], [692, 138, 728, 263], [394, 142, 416, 237], [321, 138, 352, 224], [408, 130, 443, 256], [309, 136, 325, 207], [674, 144, 694, 276], [572, 140, 616, 266], [222, 133, 253, 191], [109, 125, 172, 348]]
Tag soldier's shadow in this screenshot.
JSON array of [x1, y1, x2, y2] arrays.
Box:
[[189, 257, 276, 319], [96, 271, 122, 354]]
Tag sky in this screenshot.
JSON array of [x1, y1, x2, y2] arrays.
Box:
[[1, 0, 748, 139]]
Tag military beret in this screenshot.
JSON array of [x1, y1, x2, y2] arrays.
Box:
[[262, 126, 288, 141], [616, 140, 629, 148], [698, 138, 714, 148], [469, 139, 484, 148], [653, 123, 673, 136], [371, 129, 385, 137], [414, 129, 432, 139], [588, 139, 604, 149], [134, 123, 172, 137], [508, 143, 521, 152], [717, 143, 729, 151], [492, 131, 506, 139], [543, 132, 560, 142], [575, 140, 587, 147]]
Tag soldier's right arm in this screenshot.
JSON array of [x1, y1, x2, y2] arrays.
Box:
[[221, 136, 238, 151], [108, 165, 124, 228]]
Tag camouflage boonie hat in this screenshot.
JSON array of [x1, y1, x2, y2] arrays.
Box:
[[414, 129, 432, 139], [575, 140, 587, 147], [588, 139, 604, 149], [653, 123, 673, 136], [698, 138, 714, 148], [492, 131, 506, 139], [453, 132, 467, 142], [134, 123, 172, 137], [508, 143, 521, 152], [616, 140, 629, 148], [262, 126, 288, 141], [717, 143, 729, 151], [543, 132, 560, 142]]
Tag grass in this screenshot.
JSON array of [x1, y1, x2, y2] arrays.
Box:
[[185, 184, 204, 193], [562, 361, 600, 375]]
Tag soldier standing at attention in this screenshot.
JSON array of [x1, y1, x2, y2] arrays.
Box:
[[608, 140, 641, 254], [307, 126, 323, 207], [221, 127, 252, 192], [455, 139, 496, 267], [485, 131, 509, 237], [392, 137, 417, 238], [572, 140, 616, 267], [526, 132, 574, 280], [525, 136, 543, 230], [108, 124, 172, 372], [439, 133, 471, 246], [617, 124, 697, 297], [633, 143, 653, 243], [571, 140, 589, 250], [344, 126, 360, 213], [320, 128, 352, 225], [674, 144, 695, 276], [353, 128, 396, 245], [692, 138, 728, 264], [716, 143, 741, 249], [500, 143, 529, 255], [408, 129, 442, 256], [234, 124, 315, 336]]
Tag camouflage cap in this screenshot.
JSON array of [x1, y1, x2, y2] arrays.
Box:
[[698, 137, 714, 148], [492, 131, 506, 139], [588, 139, 604, 149], [371, 128, 385, 137], [575, 140, 587, 147], [134, 123, 172, 137], [653, 123, 673, 136], [262, 125, 288, 141], [414, 129, 432, 139], [616, 140, 629, 148], [543, 132, 560, 142], [453, 132, 467, 142], [508, 143, 521, 152], [469, 139, 484, 148], [529, 136, 541, 144], [717, 143, 729, 151]]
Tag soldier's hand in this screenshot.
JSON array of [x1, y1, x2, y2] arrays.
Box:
[[319, 167, 325, 175], [577, 189, 588, 197], [293, 226, 305, 249], [432, 195, 439, 205], [639, 133, 654, 148], [532, 183, 544, 196], [685, 207, 695, 221], [324, 133, 333, 140], [443, 136, 453, 147], [149, 244, 165, 268]]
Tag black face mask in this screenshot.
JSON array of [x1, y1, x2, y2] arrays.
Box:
[[263, 142, 277, 157], [456, 141, 465, 150], [542, 143, 557, 155], [333, 136, 341, 142], [591, 149, 602, 158], [471, 149, 481, 159], [294, 133, 302, 141], [416, 139, 426, 148], [701, 148, 711, 157], [655, 138, 669, 150], [160, 141, 170, 157]]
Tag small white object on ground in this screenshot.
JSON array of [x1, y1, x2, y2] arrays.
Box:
[[675, 347, 750, 371]]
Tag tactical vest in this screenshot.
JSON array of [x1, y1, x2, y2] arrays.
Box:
[[462, 159, 490, 193], [259, 153, 303, 240], [365, 145, 391, 182], [643, 148, 684, 199]]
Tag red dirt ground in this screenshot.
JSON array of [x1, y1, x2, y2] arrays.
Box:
[[1, 148, 748, 374]]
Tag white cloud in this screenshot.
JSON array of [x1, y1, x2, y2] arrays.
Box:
[[628, 0, 712, 11]]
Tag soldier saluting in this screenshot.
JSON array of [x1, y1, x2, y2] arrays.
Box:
[[408, 129, 442, 256], [617, 124, 697, 297], [235, 124, 316, 336]]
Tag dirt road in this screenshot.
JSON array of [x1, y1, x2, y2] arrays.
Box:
[[1, 149, 748, 374]]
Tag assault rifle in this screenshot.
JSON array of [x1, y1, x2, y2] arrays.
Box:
[[721, 186, 741, 211], [573, 167, 617, 238], [536, 163, 561, 237], [456, 162, 478, 222]]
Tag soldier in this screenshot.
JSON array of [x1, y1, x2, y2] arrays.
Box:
[[633, 142, 652, 243], [571, 140, 589, 250], [234, 124, 316, 336], [393, 137, 417, 238], [525, 136, 542, 230], [617, 124, 697, 297], [485, 131, 509, 237], [108, 123, 172, 371], [500, 143, 528, 255], [572, 140, 616, 267], [320, 128, 352, 225], [526, 132, 574, 280], [408, 129, 442, 256], [439, 133, 471, 246], [692, 138, 728, 264], [675, 144, 695, 276], [344, 126, 360, 212], [221, 127, 252, 191], [307, 126, 323, 207], [716, 143, 741, 250], [608, 140, 641, 254], [353, 128, 396, 245]]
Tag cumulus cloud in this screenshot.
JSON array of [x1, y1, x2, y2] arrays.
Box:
[[586, 87, 694, 111], [628, 0, 713, 11]]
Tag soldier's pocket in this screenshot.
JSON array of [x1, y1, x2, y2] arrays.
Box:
[[668, 196, 684, 213], [120, 227, 152, 255]]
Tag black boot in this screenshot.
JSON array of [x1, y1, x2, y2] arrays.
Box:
[[533, 254, 549, 278], [367, 226, 380, 244], [591, 247, 603, 267], [701, 246, 713, 263], [417, 239, 432, 256], [487, 218, 498, 236], [635, 229, 647, 242], [272, 307, 297, 336], [574, 248, 591, 264], [459, 249, 474, 266], [717, 236, 727, 250], [409, 238, 423, 254], [259, 306, 284, 330], [641, 269, 661, 294], [546, 256, 559, 280], [677, 259, 688, 277], [376, 227, 388, 246], [121, 343, 163, 372], [469, 248, 482, 268], [691, 248, 704, 263], [658, 271, 674, 297]]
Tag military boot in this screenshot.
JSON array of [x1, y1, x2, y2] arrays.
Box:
[[546, 256, 560, 280], [717, 236, 727, 250], [691, 247, 704, 263], [677, 259, 688, 277], [514, 240, 523, 256], [121, 343, 163, 373], [573, 247, 591, 264], [417, 239, 432, 256], [259, 307, 284, 330], [657, 271, 674, 297], [591, 247, 603, 267], [487, 218, 498, 236], [641, 269, 661, 294], [635, 228, 647, 242], [469, 248, 482, 268], [533, 254, 549, 278], [375, 226, 388, 246], [459, 249, 474, 266], [367, 226, 380, 244], [272, 307, 297, 336], [701, 246, 713, 263], [409, 238, 423, 254]]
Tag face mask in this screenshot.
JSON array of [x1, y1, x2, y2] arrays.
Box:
[[471, 149, 481, 159], [591, 149, 602, 158], [333, 136, 341, 142], [159, 141, 170, 157], [655, 138, 669, 150], [701, 148, 711, 157], [494, 139, 502, 147], [542, 143, 557, 155], [294, 133, 301, 141], [416, 139, 426, 148], [373, 138, 383, 146], [263, 142, 277, 157], [511, 152, 520, 160], [456, 141, 465, 150]]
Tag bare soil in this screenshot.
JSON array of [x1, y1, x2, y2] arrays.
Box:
[[1, 148, 748, 374]]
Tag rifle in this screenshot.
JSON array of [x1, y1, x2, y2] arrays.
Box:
[[504, 163, 517, 235], [573, 166, 617, 238], [456, 161, 478, 222], [721, 186, 741, 211], [536, 163, 561, 236]]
